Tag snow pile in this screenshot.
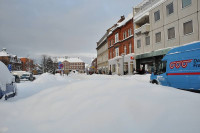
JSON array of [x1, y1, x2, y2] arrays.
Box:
[[0, 61, 14, 91], [0, 74, 200, 133], [34, 73, 57, 83]]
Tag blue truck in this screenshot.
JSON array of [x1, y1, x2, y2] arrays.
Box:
[[150, 41, 200, 91]]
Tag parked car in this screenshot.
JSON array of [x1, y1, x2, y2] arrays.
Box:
[[150, 41, 200, 91], [0, 61, 17, 100], [20, 73, 35, 81]]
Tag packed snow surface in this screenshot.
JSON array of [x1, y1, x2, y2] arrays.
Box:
[[0, 73, 200, 133]]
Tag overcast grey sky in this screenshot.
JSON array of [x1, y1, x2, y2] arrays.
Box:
[[0, 0, 140, 63]]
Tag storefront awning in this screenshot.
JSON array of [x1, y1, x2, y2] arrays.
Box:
[[135, 48, 171, 59]]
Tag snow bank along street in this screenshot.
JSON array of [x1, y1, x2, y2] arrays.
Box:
[[0, 73, 200, 133]]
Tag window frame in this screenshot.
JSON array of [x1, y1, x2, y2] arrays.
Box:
[[167, 27, 175, 40], [154, 10, 160, 22], [155, 32, 161, 43], [166, 2, 174, 16], [115, 33, 119, 43], [183, 20, 193, 35], [182, 0, 192, 9], [129, 43, 132, 53], [145, 36, 150, 45], [137, 39, 141, 48], [124, 45, 127, 54]]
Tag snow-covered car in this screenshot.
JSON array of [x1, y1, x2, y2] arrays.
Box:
[[0, 61, 17, 100], [20, 73, 35, 81]]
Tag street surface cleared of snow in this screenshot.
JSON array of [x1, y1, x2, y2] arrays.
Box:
[[0, 73, 200, 133]]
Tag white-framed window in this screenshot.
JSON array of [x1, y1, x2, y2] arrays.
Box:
[[182, 0, 191, 8], [115, 47, 119, 57], [110, 52, 112, 58], [115, 33, 119, 43], [112, 64, 116, 72], [123, 32, 126, 39], [124, 45, 127, 54], [129, 43, 132, 53], [166, 2, 174, 15], [154, 10, 160, 22], [145, 36, 150, 45], [128, 29, 131, 36], [155, 32, 161, 43], [183, 20, 193, 35], [137, 39, 141, 48], [168, 27, 175, 39]]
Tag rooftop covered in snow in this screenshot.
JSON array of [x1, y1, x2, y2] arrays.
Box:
[[56, 57, 84, 63]]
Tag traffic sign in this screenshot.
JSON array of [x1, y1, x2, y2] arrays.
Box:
[[8, 64, 12, 71], [59, 64, 63, 69], [130, 56, 134, 60]]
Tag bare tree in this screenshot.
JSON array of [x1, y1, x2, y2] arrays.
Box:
[[41, 55, 56, 74], [41, 55, 48, 73]]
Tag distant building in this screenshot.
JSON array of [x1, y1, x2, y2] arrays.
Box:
[[0, 48, 22, 71], [54, 57, 85, 73], [96, 32, 109, 74], [20, 57, 34, 72], [90, 58, 97, 74]]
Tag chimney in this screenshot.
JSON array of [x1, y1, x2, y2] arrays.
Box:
[[118, 15, 125, 23]]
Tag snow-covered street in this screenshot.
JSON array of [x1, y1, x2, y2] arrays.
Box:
[[0, 73, 200, 133]]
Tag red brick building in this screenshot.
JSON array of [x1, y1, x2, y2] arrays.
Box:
[[20, 58, 34, 72], [55, 57, 85, 74], [108, 13, 135, 75]]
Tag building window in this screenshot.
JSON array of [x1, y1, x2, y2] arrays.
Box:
[[166, 2, 174, 15], [182, 0, 191, 8], [154, 10, 160, 22], [155, 32, 161, 43], [168, 27, 175, 39], [115, 33, 119, 43], [110, 40, 112, 47], [112, 39, 114, 45], [112, 64, 116, 72], [115, 47, 119, 56], [123, 32, 126, 39], [124, 45, 127, 54], [183, 20, 193, 35], [110, 52, 112, 58], [145, 36, 150, 45], [128, 29, 130, 37], [137, 39, 141, 48], [129, 43, 132, 53]]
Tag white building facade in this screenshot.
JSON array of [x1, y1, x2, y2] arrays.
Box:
[[96, 32, 109, 74], [134, 0, 200, 73]]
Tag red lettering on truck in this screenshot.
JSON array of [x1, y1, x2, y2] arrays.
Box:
[[169, 59, 193, 69]]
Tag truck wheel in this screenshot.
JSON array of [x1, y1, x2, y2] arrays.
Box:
[[5, 95, 8, 100], [152, 80, 158, 85]]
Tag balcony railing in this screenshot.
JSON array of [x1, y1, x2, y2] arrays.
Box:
[[135, 23, 150, 35]]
